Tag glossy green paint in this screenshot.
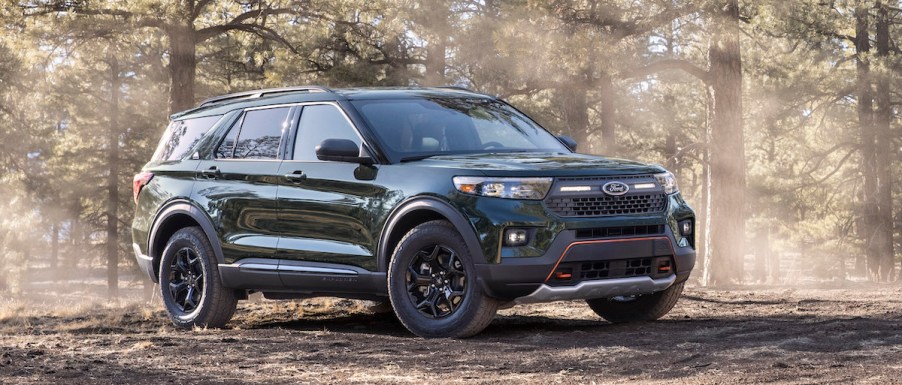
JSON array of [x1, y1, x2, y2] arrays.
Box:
[[274, 161, 392, 270], [131, 160, 201, 256], [132, 89, 695, 284], [192, 159, 283, 263]]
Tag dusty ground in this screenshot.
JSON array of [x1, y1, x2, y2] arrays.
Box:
[[1, 282, 900, 384]]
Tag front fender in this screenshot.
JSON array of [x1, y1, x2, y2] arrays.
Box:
[[377, 196, 487, 271]]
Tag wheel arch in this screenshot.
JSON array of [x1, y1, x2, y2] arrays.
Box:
[[148, 200, 225, 280], [377, 196, 486, 272]]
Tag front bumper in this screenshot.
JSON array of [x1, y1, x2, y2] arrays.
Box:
[[514, 275, 676, 304], [475, 226, 695, 301]]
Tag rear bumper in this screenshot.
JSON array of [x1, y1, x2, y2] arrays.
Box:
[[475, 227, 694, 302], [132, 243, 158, 283]]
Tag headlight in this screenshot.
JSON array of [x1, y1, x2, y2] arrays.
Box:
[[655, 172, 679, 194], [453, 176, 553, 200]]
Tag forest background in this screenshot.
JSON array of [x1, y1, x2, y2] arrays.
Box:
[[0, 0, 899, 297]]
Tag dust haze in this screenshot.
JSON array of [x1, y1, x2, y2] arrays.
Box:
[[0, 1, 900, 383]]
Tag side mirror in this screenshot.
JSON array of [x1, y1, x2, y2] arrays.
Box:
[[315, 139, 374, 164], [558, 135, 578, 152]]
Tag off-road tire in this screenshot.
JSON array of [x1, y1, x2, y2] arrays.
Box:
[[159, 226, 238, 329], [388, 220, 498, 338], [587, 281, 685, 323]]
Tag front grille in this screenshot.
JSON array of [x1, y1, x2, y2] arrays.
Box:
[[579, 259, 652, 279], [546, 194, 667, 217], [575, 224, 665, 239], [548, 256, 673, 286]]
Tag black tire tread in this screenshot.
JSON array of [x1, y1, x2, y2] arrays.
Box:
[[160, 226, 237, 329], [388, 220, 498, 338], [586, 281, 684, 323]]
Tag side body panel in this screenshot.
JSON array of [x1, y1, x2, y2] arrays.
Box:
[[275, 162, 392, 271], [192, 159, 283, 264]]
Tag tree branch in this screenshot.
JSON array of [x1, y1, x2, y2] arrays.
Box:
[[195, 7, 302, 43], [624, 59, 711, 84]]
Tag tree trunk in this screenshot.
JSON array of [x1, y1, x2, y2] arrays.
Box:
[[598, 74, 616, 155], [50, 222, 59, 282], [168, 25, 197, 114], [560, 84, 591, 153], [872, 1, 895, 281], [704, 0, 745, 285], [421, 2, 449, 87], [701, 86, 713, 284], [854, 3, 882, 281], [424, 37, 447, 86], [107, 54, 121, 298]]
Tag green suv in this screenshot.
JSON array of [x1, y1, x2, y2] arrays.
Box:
[[132, 86, 695, 338]]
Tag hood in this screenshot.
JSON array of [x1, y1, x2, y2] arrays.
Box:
[[408, 152, 666, 177]]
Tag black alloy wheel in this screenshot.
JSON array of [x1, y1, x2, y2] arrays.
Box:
[[405, 244, 467, 318], [159, 226, 238, 329], [387, 220, 498, 338], [167, 247, 205, 312]]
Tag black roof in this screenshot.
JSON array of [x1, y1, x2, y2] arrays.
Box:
[[171, 86, 493, 120]]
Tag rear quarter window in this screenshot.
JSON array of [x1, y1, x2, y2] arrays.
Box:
[[151, 115, 222, 161]]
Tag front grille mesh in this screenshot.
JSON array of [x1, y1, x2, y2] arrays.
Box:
[[580, 259, 653, 280], [548, 256, 674, 286], [546, 194, 667, 217], [575, 224, 665, 239]]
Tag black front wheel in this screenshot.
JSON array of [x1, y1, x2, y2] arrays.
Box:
[[159, 227, 237, 329], [388, 220, 498, 338]]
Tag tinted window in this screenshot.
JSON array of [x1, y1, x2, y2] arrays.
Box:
[[215, 119, 240, 159], [350, 98, 567, 160], [293, 104, 361, 161], [152, 115, 221, 161], [219, 107, 291, 160]]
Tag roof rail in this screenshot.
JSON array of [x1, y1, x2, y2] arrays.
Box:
[[198, 86, 333, 107], [434, 85, 475, 92]]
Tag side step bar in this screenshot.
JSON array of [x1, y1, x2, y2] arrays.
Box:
[[218, 258, 387, 296]]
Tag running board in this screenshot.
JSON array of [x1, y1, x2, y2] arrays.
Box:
[[231, 262, 359, 276], [218, 258, 387, 296]]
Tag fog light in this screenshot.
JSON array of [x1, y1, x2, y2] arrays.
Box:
[[503, 229, 529, 247], [679, 220, 693, 236]]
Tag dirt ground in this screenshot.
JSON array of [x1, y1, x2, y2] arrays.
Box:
[[1, 281, 900, 385]]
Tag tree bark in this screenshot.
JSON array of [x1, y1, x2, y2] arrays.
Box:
[[598, 74, 616, 155], [50, 222, 59, 282], [560, 84, 591, 153], [854, 3, 882, 281], [168, 25, 197, 113], [107, 54, 120, 298], [872, 0, 895, 281], [704, 0, 745, 285]]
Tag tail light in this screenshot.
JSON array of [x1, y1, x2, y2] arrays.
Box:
[[133, 172, 154, 204]]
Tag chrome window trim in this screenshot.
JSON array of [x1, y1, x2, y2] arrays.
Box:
[[210, 101, 375, 163], [283, 101, 371, 163]]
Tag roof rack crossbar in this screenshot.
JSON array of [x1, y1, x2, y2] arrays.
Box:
[[198, 86, 333, 107]]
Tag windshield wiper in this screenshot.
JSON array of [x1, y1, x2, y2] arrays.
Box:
[[399, 154, 441, 162]]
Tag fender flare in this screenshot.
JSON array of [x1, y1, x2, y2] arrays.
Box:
[[148, 200, 226, 271], [377, 196, 487, 272]]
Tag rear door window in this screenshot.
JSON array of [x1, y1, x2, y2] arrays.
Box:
[[152, 115, 222, 161], [215, 107, 292, 160]]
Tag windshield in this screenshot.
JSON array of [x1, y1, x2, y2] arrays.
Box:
[[350, 98, 568, 161]]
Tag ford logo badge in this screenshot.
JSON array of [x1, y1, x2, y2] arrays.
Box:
[[602, 181, 629, 196]]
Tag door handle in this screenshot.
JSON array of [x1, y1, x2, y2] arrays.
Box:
[[284, 171, 307, 183], [201, 166, 221, 179]]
